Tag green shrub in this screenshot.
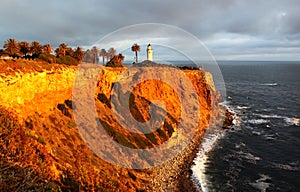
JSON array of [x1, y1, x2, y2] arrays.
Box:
[[39, 53, 56, 63], [106, 54, 124, 67], [56, 55, 79, 66]]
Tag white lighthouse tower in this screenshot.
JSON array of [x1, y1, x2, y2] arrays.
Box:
[[147, 44, 153, 61]]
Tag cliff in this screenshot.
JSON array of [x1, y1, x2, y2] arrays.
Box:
[[0, 59, 76, 121], [0, 59, 226, 191]]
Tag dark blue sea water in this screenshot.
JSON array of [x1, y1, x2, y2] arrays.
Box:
[[193, 61, 300, 192]]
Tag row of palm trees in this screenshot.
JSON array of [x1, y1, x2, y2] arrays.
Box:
[[1, 38, 142, 66], [84, 43, 141, 65], [55, 43, 85, 62], [0, 38, 85, 63], [83, 46, 117, 64], [1, 38, 53, 58]]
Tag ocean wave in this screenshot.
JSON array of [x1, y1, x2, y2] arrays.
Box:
[[246, 119, 270, 124], [253, 113, 284, 119], [272, 162, 299, 171], [264, 134, 277, 141], [284, 117, 300, 126], [235, 142, 246, 149], [236, 151, 261, 164], [237, 105, 250, 110], [249, 174, 271, 192], [253, 113, 299, 126], [192, 130, 225, 192], [276, 107, 286, 110], [261, 108, 272, 112], [260, 83, 278, 86], [252, 131, 262, 136]]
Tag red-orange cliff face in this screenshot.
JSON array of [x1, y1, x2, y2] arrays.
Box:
[[0, 60, 77, 121], [0, 60, 225, 191]]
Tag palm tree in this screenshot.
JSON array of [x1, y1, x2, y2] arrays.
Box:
[[91, 46, 99, 64], [55, 43, 68, 57], [43, 44, 53, 54], [99, 48, 106, 65], [3, 38, 20, 57], [82, 49, 91, 63], [66, 47, 74, 57], [131, 43, 140, 63], [73, 47, 85, 62], [31, 41, 42, 57], [117, 53, 125, 62], [105, 52, 111, 64], [107, 48, 117, 61], [18, 41, 30, 57]]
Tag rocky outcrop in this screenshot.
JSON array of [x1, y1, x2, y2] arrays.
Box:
[[0, 60, 226, 191]]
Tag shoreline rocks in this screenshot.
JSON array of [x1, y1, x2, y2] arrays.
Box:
[[150, 107, 234, 191]]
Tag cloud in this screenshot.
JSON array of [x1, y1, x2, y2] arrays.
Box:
[[0, 0, 299, 60]]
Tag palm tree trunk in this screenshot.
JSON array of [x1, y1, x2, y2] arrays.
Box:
[[135, 51, 138, 63]]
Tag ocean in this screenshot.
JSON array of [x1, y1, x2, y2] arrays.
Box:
[[192, 61, 300, 192]]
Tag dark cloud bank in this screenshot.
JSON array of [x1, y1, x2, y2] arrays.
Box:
[[1, 0, 299, 60]]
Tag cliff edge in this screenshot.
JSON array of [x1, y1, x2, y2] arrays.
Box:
[[0, 59, 227, 191]]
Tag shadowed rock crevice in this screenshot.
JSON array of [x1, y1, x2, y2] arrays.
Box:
[[97, 93, 111, 108]]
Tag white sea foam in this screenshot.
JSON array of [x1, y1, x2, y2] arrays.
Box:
[[260, 83, 278, 86], [276, 107, 286, 110], [253, 113, 284, 119], [221, 103, 242, 127], [284, 117, 300, 126], [192, 130, 225, 192], [235, 142, 246, 149], [272, 162, 299, 171], [192, 103, 240, 191], [252, 131, 262, 136], [252, 113, 299, 126], [236, 151, 261, 163], [261, 108, 272, 112], [249, 174, 271, 192], [247, 119, 270, 124], [264, 134, 277, 141], [237, 105, 250, 110]]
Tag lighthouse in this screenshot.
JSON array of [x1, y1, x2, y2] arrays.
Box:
[[147, 44, 153, 61]]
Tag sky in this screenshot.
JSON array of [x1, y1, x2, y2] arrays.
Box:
[[1, 0, 300, 61]]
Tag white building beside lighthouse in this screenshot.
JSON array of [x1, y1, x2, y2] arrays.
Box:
[[147, 44, 153, 61]]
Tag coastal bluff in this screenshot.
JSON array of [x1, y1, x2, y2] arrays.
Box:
[[0, 59, 227, 191]]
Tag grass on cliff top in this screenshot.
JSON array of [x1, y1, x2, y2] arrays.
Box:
[[0, 59, 77, 75]]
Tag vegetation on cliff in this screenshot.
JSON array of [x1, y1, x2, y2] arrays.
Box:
[[83, 47, 118, 65], [0, 38, 128, 66], [0, 39, 84, 65], [131, 43, 140, 63], [105, 53, 125, 67]]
